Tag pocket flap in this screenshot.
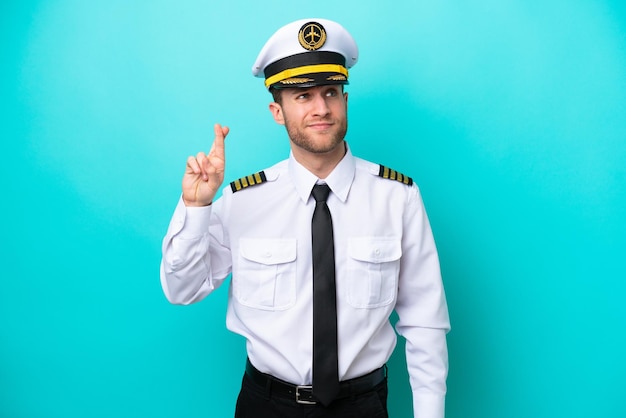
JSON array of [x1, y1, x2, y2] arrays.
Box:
[[348, 238, 402, 263], [239, 238, 297, 265]]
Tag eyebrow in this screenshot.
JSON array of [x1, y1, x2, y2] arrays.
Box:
[[289, 87, 312, 95], [287, 85, 341, 98]]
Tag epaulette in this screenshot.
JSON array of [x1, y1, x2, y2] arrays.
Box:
[[230, 171, 267, 193], [378, 165, 413, 186]]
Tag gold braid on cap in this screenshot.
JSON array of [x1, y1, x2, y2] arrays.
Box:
[[280, 77, 315, 85]]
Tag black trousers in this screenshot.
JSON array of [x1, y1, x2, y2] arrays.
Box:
[[234, 372, 389, 418]]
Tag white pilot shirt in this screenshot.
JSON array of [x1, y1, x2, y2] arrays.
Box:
[[160, 146, 450, 418]]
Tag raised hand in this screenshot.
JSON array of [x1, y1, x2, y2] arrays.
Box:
[[182, 123, 229, 207]]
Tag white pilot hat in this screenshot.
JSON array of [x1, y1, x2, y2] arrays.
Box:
[[252, 18, 359, 90]]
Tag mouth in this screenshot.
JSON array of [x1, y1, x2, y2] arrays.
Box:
[[307, 121, 334, 130]]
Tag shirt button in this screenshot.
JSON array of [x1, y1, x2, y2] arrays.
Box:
[[264, 252, 272, 258], [374, 248, 381, 256]]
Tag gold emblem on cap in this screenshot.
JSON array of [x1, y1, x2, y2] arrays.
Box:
[[280, 77, 315, 85], [298, 22, 327, 51]]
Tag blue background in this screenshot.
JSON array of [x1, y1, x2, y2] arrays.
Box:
[[2, 1, 625, 417]]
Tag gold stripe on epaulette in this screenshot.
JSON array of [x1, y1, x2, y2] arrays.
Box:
[[230, 171, 267, 193], [378, 165, 413, 186]]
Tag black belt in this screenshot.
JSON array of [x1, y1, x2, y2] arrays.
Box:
[[245, 359, 386, 405]]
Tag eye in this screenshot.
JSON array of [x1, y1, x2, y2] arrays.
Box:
[[325, 89, 338, 97]]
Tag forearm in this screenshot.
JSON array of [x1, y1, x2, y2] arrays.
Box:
[[395, 253, 450, 418], [160, 197, 230, 305], [400, 327, 449, 418]]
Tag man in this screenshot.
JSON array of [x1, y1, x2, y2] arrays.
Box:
[[160, 18, 450, 418]]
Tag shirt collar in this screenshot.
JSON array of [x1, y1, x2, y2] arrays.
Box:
[[288, 144, 355, 203]]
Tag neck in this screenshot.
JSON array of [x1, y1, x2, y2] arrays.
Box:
[[290, 141, 347, 179]]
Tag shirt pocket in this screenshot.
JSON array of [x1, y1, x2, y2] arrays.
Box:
[[346, 238, 401, 308], [235, 238, 297, 310]]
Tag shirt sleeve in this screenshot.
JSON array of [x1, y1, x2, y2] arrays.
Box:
[[394, 185, 451, 418], [160, 196, 232, 305]]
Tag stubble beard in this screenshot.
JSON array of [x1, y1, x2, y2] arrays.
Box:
[[285, 116, 348, 154]]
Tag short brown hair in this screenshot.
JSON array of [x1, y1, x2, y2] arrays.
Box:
[[270, 87, 283, 105]]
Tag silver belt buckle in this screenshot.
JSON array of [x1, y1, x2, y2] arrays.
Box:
[[295, 385, 316, 405]]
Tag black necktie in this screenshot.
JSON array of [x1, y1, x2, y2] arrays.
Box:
[[311, 184, 340, 406]]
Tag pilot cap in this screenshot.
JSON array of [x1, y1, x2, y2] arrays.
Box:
[[252, 18, 359, 90]]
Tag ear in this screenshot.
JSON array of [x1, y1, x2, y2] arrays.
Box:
[[344, 91, 349, 108], [269, 102, 285, 125]]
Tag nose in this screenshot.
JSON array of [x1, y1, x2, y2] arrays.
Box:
[[311, 92, 330, 117]]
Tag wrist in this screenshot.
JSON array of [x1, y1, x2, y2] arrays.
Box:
[[182, 198, 212, 207]]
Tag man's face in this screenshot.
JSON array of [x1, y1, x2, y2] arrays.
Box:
[[269, 85, 348, 155]]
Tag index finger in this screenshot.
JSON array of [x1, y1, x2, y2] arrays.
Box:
[[211, 123, 228, 152]]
